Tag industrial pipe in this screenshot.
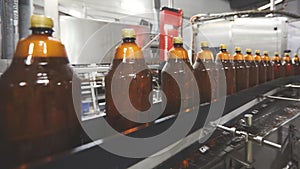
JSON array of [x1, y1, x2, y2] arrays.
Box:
[[1, 0, 19, 59], [18, 0, 33, 39]]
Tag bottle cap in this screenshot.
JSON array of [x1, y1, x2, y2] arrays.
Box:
[[284, 52, 290, 56], [294, 53, 298, 57], [220, 44, 227, 50], [245, 48, 252, 53], [274, 51, 279, 56], [235, 47, 242, 52], [122, 28, 136, 38], [30, 15, 54, 29], [173, 37, 183, 44], [263, 51, 268, 55], [255, 50, 260, 54], [201, 41, 209, 48]]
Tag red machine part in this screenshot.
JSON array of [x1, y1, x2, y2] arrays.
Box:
[[159, 7, 183, 62]]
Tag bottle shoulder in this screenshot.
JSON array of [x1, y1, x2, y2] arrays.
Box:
[[114, 42, 144, 60], [15, 34, 67, 58]]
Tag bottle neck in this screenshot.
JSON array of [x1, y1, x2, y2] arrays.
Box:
[[31, 28, 54, 36], [174, 43, 183, 48], [221, 49, 227, 52], [123, 38, 136, 43]]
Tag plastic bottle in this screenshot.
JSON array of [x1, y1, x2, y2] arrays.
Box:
[[282, 52, 294, 76], [293, 53, 300, 75], [0, 15, 82, 168], [105, 28, 152, 131], [216, 44, 236, 95], [244, 48, 258, 87], [193, 41, 218, 104], [262, 51, 274, 81], [254, 50, 267, 84], [272, 52, 284, 79], [162, 37, 194, 116], [232, 47, 249, 92]]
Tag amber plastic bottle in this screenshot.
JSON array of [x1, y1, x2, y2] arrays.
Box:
[[282, 52, 294, 76], [272, 52, 284, 79], [0, 15, 82, 168], [244, 49, 258, 87], [262, 51, 274, 81], [105, 29, 152, 131], [254, 50, 267, 84], [162, 37, 194, 116], [193, 41, 218, 104], [232, 47, 249, 92], [216, 44, 236, 95], [293, 53, 300, 75]]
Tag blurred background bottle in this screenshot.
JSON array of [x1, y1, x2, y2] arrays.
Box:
[[272, 52, 285, 79], [293, 53, 300, 75], [193, 41, 218, 104], [262, 51, 274, 81], [282, 51, 294, 76], [254, 50, 267, 84], [244, 48, 258, 87], [232, 47, 249, 92], [216, 44, 236, 95]]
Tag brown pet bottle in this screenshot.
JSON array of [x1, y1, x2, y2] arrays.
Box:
[[262, 51, 274, 81], [0, 15, 82, 168], [244, 48, 258, 87], [254, 50, 267, 84], [293, 53, 300, 75], [105, 28, 152, 131], [282, 52, 294, 76], [272, 52, 285, 79], [216, 44, 236, 95], [162, 37, 194, 116], [193, 41, 218, 104], [232, 47, 249, 92]]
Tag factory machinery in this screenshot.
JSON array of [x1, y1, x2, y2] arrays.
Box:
[[1, 8, 300, 169]]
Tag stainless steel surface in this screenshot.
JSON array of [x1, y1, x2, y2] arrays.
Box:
[[287, 20, 300, 55], [266, 95, 300, 101], [1, 0, 19, 59], [285, 84, 300, 88], [189, 17, 288, 55], [129, 88, 281, 169], [60, 16, 151, 64]]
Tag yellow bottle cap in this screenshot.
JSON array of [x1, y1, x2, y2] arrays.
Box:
[[122, 28, 136, 38], [31, 15, 54, 29], [274, 51, 279, 56], [255, 50, 260, 54], [173, 37, 183, 44], [201, 41, 209, 47], [284, 53, 289, 56], [245, 48, 252, 53], [220, 44, 227, 50], [235, 47, 242, 52], [263, 51, 268, 55], [294, 53, 298, 57]]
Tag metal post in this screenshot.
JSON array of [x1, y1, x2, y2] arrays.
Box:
[[152, 0, 160, 34], [245, 114, 254, 168], [270, 0, 275, 11], [18, 0, 33, 39], [168, 0, 174, 8], [1, 0, 19, 59]]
